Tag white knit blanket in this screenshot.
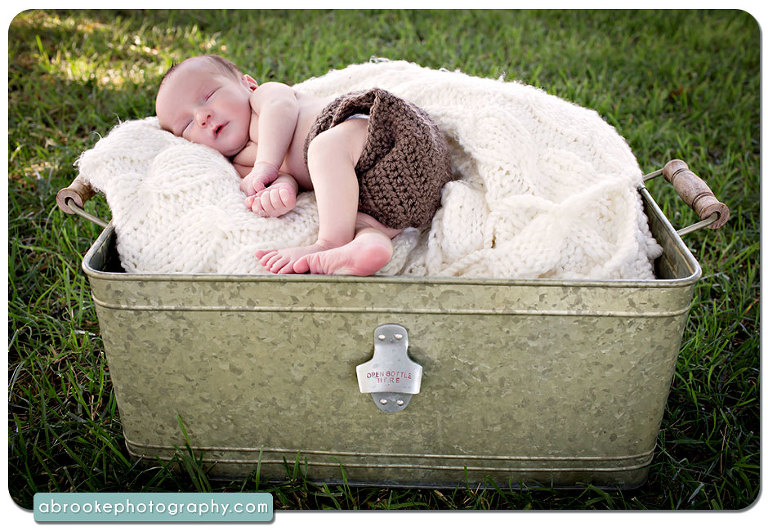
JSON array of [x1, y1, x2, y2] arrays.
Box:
[[76, 59, 662, 279]]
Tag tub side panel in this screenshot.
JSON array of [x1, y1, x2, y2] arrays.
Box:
[[94, 297, 686, 487]]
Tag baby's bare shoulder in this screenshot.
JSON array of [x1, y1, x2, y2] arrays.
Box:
[[250, 82, 297, 106], [257, 81, 294, 92]]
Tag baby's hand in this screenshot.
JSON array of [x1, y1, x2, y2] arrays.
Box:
[[240, 161, 279, 196], [245, 181, 297, 218]]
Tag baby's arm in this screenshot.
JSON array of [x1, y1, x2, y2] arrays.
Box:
[[245, 173, 298, 218], [233, 141, 258, 179], [240, 83, 300, 195]]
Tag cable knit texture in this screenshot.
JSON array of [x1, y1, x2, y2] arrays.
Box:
[[75, 59, 662, 279], [304, 88, 453, 229]]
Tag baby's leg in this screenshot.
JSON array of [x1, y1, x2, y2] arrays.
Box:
[[256, 119, 369, 274]]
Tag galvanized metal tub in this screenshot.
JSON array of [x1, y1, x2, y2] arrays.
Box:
[[78, 175, 721, 489]]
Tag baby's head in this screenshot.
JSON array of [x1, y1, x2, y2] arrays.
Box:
[[156, 55, 258, 157]]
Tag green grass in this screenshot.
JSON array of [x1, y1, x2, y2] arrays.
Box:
[[7, 9, 760, 511]]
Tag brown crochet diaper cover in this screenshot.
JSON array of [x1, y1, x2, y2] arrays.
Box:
[[303, 88, 452, 229]]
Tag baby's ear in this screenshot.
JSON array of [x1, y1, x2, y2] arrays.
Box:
[[241, 74, 258, 91]]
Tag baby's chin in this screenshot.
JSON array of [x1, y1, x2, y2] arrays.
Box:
[[216, 137, 249, 158]]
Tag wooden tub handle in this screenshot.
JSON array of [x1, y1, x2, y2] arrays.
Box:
[[56, 175, 96, 215], [662, 159, 730, 229]]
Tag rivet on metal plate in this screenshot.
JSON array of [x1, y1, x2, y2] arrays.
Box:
[[356, 324, 423, 413]]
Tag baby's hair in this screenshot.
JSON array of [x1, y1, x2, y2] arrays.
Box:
[[159, 54, 243, 88]]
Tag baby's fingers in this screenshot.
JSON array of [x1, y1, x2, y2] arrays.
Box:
[[262, 188, 294, 217], [246, 187, 295, 217], [278, 188, 296, 211], [259, 190, 281, 216], [249, 189, 278, 217], [244, 194, 262, 214], [244, 192, 267, 217], [240, 175, 266, 196]]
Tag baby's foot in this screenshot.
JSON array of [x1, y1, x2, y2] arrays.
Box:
[[292, 231, 393, 276], [255, 243, 329, 274]]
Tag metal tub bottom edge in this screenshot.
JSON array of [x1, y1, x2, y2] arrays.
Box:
[[124, 436, 653, 489]]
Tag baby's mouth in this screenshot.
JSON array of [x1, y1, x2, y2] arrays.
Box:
[[214, 123, 226, 137]]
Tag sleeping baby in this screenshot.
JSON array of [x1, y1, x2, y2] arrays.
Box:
[[155, 54, 452, 276]]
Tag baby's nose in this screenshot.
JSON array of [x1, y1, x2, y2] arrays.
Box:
[[195, 108, 212, 127]]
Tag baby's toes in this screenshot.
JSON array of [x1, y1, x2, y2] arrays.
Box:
[[265, 253, 289, 272], [292, 255, 311, 274], [276, 261, 298, 274]]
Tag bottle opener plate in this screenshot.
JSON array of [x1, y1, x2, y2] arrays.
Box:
[[356, 324, 422, 413]]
